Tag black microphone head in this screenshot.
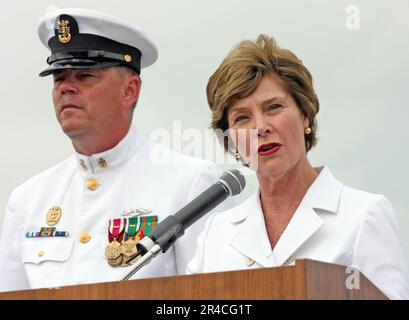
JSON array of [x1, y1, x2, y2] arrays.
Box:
[[219, 169, 246, 196]]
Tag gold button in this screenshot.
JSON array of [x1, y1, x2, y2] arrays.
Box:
[[124, 54, 132, 62], [86, 179, 99, 191], [79, 232, 91, 244], [38, 250, 45, 257]]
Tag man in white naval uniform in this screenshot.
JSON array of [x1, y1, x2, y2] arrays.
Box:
[[0, 8, 233, 292]]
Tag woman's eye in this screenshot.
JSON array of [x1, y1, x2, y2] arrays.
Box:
[[267, 103, 282, 110], [234, 115, 248, 123]]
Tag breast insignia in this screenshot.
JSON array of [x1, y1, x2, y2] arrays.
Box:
[[46, 206, 62, 226]]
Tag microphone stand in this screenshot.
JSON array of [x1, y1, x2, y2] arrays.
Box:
[[121, 223, 184, 281], [121, 244, 161, 280]]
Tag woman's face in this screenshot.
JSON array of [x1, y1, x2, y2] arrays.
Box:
[[227, 74, 309, 178]]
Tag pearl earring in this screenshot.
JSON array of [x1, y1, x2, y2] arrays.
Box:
[[235, 149, 240, 161]]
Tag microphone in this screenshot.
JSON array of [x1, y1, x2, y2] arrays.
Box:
[[121, 169, 245, 279]]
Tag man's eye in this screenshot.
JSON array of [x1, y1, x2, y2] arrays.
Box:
[[79, 74, 93, 78]]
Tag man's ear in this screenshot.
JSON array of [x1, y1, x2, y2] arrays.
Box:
[[123, 75, 141, 109]]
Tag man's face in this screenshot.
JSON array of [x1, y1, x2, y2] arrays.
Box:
[[52, 67, 129, 139]]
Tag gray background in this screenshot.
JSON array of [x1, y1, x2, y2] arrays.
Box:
[[0, 0, 408, 256]]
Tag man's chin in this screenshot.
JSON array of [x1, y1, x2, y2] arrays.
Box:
[[60, 122, 86, 138]]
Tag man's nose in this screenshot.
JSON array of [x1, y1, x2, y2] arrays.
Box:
[[56, 75, 78, 95]]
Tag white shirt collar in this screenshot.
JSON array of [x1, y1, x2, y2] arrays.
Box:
[[74, 124, 144, 175], [229, 165, 343, 224]]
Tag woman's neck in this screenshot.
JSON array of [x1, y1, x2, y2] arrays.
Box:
[[258, 159, 318, 218], [257, 158, 319, 249]]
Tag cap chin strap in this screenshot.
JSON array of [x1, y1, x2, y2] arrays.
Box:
[[47, 50, 130, 64]]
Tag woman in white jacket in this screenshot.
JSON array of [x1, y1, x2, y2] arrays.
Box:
[[187, 34, 409, 300]]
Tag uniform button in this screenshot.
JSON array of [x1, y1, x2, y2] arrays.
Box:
[[86, 179, 99, 191], [79, 232, 91, 244], [38, 250, 45, 257]]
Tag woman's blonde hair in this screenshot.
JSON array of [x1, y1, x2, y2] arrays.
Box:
[[207, 34, 319, 153]]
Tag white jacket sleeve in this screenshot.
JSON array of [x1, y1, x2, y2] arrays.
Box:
[[0, 188, 30, 292], [174, 161, 235, 275], [352, 195, 409, 300]]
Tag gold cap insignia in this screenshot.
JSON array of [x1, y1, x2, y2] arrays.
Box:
[[124, 54, 132, 63], [58, 19, 72, 44], [46, 206, 62, 226]]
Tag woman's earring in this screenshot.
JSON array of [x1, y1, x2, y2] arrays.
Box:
[[235, 149, 241, 161], [304, 127, 312, 135]]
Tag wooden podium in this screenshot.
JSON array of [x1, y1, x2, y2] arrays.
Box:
[[0, 259, 387, 300]]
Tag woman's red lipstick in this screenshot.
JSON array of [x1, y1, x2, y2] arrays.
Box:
[[258, 143, 282, 156]]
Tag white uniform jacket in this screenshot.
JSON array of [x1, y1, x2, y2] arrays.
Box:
[[0, 125, 233, 292], [187, 166, 409, 300]]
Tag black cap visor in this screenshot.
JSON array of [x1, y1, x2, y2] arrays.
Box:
[[39, 58, 122, 77]]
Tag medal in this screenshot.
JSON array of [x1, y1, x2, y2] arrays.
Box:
[[107, 254, 123, 267], [105, 239, 122, 260], [124, 216, 139, 241], [105, 218, 126, 265], [104, 215, 158, 267], [120, 238, 138, 266], [121, 238, 138, 258], [120, 216, 139, 266], [108, 218, 126, 243]]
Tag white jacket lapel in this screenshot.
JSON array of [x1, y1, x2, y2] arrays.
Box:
[[229, 191, 272, 266], [272, 203, 324, 266], [228, 166, 343, 268]]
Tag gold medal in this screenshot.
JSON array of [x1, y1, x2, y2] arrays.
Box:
[[104, 239, 122, 260], [46, 206, 62, 226], [120, 237, 138, 267], [108, 254, 123, 267], [121, 238, 138, 258]]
